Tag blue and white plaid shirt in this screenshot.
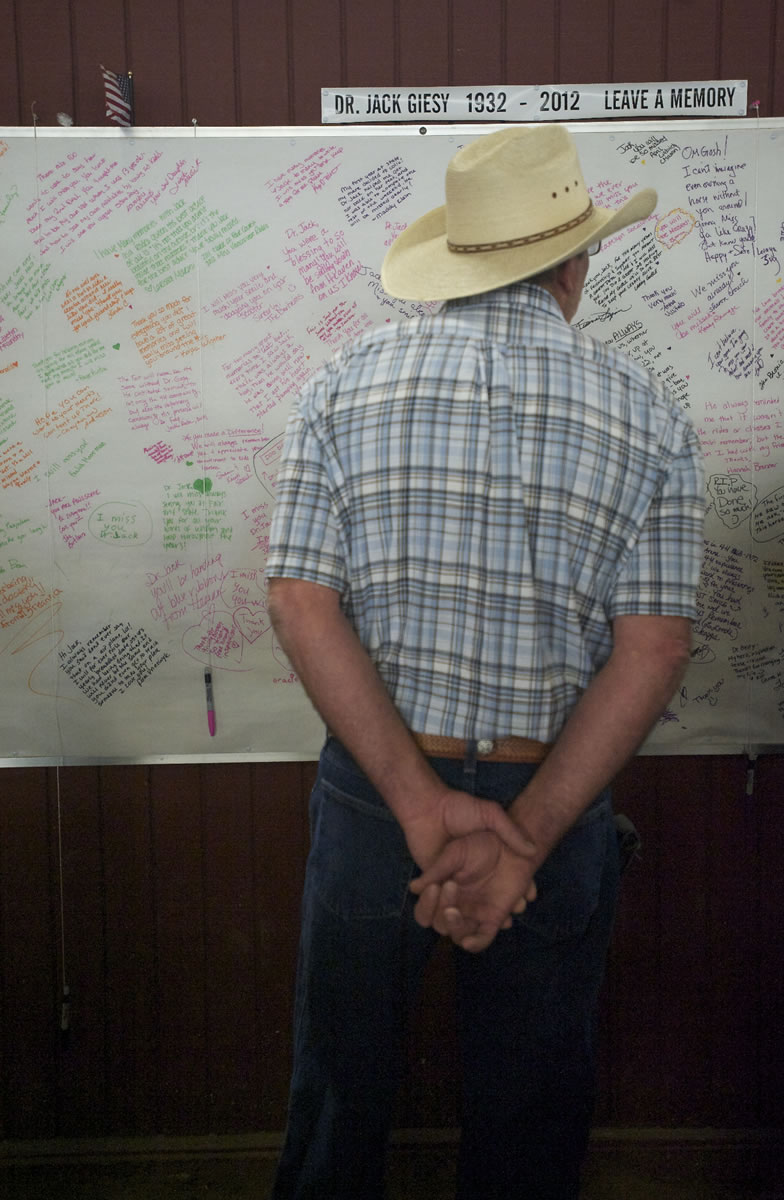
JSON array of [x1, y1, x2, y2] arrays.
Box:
[[266, 282, 704, 742]]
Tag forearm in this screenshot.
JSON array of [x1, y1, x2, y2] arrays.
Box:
[[267, 578, 442, 823], [509, 615, 692, 865]]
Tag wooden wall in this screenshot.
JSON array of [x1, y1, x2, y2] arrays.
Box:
[[2, 0, 784, 129], [1, 755, 783, 1142], [1, 0, 783, 1154]]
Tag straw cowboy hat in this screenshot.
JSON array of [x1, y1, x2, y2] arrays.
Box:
[[382, 124, 656, 302]]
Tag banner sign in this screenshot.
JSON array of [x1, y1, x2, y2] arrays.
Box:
[[322, 81, 748, 124]]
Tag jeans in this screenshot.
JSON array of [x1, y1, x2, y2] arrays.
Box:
[[270, 737, 620, 1200]]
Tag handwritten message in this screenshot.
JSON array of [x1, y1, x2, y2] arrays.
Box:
[[62, 274, 134, 332], [0, 254, 66, 320], [121, 367, 201, 430], [267, 146, 344, 206], [223, 330, 313, 419], [97, 198, 269, 293], [59, 622, 170, 705], [282, 224, 362, 301], [32, 386, 111, 439], [0, 575, 62, 628], [49, 489, 101, 549], [338, 156, 416, 225], [161, 483, 231, 552]]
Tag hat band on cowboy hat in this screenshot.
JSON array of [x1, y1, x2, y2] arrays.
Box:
[[447, 199, 594, 254], [381, 124, 657, 302]]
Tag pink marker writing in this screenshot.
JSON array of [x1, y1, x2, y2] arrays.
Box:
[[204, 668, 216, 737]]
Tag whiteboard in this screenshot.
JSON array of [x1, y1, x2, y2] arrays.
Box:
[[0, 120, 782, 764]]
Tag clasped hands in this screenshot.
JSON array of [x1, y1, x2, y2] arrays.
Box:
[[404, 788, 539, 953]]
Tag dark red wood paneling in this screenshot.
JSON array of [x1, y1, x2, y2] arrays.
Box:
[[664, 0, 720, 84], [251, 761, 312, 1125], [149, 764, 209, 1133], [15, 0, 74, 127], [755, 755, 784, 1126], [99, 766, 159, 1135], [558, 0, 612, 84], [71, 0, 129, 126], [773, 4, 784, 117], [235, 0, 292, 126], [397, 0, 450, 88], [705, 757, 760, 1124], [289, 0, 343, 125], [504, 2, 558, 86], [612, 1, 668, 82], [720, 0, 777, 115], [0, 769, 58, 1139], [201, 762, 262, 1130], [55, 767, 109, 1136], [0, 0, 21, 125], [182, 0, 239, 126], [450, 0, 505, 86], [126, 0, 185, 126], [344, 0, 397, 87]]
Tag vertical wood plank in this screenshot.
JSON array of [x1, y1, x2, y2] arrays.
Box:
[[755, 755, 784, 1125], [149, 764, 209, 1133], [557, 0, 612, 84], [251, 761, 311, 1127], [704, 756, 759, 1124], [663, 0, 720, 82], [235, 0, 292, 125], [344, 0, 396, 86], [182, 0, 238, 125], [290, 0, 343, 124], [0, 0, 21, 124], [504, 1, 557, 86], [0, 769, 58, 1138], [450, 0, 505, 85], [70, 0, 129, 126], [200, 762, 261, 1130], [126, 0, 185, 126], [605, 757, 666, 1121], [55, 766, 108, 1136], [100, 765, 159, 1134], [397, 0, 450, 87], [15, 0, 75, 127], [612, 1, 667, 82], [720, 0, 776, 114]]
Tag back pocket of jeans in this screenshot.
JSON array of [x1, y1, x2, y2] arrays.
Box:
[[309, 781, 414, 920], [517, 801, 611, 943]]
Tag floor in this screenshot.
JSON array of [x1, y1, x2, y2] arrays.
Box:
[[1, 1147, 780, 1200]]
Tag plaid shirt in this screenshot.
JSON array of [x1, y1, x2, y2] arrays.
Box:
[[266, 283, 704, 742]]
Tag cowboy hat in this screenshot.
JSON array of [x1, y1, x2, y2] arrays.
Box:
[[381, 124, 656, 301]]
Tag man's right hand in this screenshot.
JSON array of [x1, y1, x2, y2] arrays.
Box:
[[409, 830, 538, 952]]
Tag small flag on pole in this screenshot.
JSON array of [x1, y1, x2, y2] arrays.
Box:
[[101, 65, 134, 126]]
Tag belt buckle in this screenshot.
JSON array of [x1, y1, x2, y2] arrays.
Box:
[[476, 738, 495, 756]]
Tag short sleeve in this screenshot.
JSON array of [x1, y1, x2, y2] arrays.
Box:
[[265, 376, 349, 593], [608, 420, 705, 619]]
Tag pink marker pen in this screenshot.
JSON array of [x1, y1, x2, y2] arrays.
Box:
[[204, 668, 216, 736]]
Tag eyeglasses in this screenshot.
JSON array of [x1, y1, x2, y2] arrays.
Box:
[[587, 241, 602, 256]]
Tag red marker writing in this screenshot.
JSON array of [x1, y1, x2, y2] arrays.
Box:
[[204, 668, 216, 736]]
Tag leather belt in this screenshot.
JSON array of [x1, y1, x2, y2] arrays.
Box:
[[412, 732, 551, 763]]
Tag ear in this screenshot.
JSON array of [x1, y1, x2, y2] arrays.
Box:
[[554, 252, 587, 297]]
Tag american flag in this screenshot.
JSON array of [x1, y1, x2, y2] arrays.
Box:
[[101, 65, 134, 126]]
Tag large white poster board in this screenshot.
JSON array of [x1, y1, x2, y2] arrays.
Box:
[[0, 120, 782, 763]]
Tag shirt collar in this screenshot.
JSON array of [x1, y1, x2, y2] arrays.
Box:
[[442, 280, 567, 336]]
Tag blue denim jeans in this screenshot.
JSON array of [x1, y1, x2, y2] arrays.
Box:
[[270, 737, 620, 1200]]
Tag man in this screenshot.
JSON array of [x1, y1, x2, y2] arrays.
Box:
[[265, 125, 704, 1199]]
